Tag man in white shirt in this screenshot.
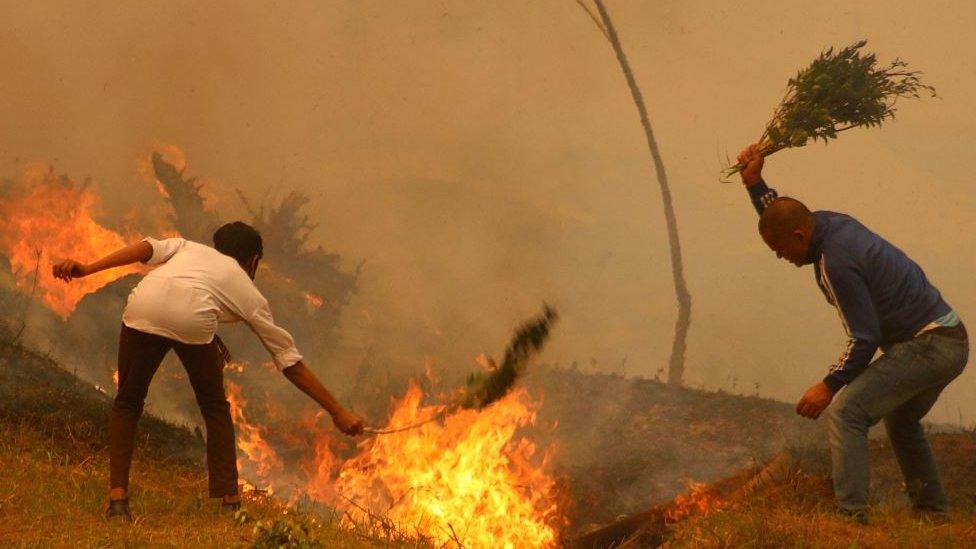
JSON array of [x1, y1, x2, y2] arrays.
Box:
[[53, 221, 364, 520]]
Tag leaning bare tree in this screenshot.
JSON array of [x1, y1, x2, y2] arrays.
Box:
[[577, 0, 691, 385]]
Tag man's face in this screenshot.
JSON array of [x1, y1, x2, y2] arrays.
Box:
[[761, 228, 810, 267]]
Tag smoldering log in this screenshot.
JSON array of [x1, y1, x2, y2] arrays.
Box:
[[570, 451, 796, 548]]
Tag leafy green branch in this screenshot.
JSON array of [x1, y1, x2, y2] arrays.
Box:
[[723, 40, 936, 180]]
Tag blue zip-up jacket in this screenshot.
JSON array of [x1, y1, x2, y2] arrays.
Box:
[[748, 180, 952, 391]]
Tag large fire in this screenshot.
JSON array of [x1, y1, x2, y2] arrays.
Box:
[[0, 164, 141, 318], [0, 151, 564, 546], [231, 378, 563, 547], [333, 383, 560, 547]]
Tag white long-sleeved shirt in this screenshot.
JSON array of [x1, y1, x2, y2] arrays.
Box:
[[122, 237, 303, 371]]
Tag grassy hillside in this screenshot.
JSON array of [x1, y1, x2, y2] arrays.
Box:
[[665, 433, 976, 547], [4, 333, 976, 547], [0, 341, 407, 548]]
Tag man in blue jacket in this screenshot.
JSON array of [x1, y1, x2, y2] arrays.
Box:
[[736, 144, 968, 522]]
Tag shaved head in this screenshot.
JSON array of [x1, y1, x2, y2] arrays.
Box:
[[759, 197, 815, 238], [758, 197, 817, 267]]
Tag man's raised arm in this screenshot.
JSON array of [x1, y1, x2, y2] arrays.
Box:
[[737, 144, 779, 216], [52, 240, 153, 282]]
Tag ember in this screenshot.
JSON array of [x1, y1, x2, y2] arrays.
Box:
[[664, 481, 721, 523], [303, 291, 324, 309]]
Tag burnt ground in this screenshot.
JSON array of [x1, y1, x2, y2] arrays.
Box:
[[523, 366, 825, 531]]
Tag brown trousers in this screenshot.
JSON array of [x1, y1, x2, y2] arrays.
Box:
[[110, 325, 238, 497]]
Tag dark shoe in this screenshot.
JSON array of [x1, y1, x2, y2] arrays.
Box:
[[836, 507, 868, 526], [220, 500, 242, 512], [106, 499, 132, 521]]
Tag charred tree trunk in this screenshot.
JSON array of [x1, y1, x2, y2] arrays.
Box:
[[591, 0, 691, 385], [151, 153, 221, 242]]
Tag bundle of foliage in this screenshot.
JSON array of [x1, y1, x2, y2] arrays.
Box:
[[364, 304, 558, 434], [462, 304, 558, 409], [723, 40, 936, 179]]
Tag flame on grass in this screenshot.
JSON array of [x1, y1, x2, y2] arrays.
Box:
[[226, 377, 284, 481], [664, 481, 722, 523], [226, 376, 564, 546], [0, 164, 141, 318], [307, 382, 562, 548]]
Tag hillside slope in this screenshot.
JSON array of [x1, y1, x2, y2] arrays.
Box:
[[4, 338, 975, 547], [0, 342, 391, 548], [524, 366, 825, 528]]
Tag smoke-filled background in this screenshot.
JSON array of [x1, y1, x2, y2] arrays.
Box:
[[1, 1, 975, 424]]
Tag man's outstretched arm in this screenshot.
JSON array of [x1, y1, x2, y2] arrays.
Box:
[[737, 144, 778, 215], [243, 303, 365, 437], [283, 361, 364, 435], [52, 240, 153, 282]]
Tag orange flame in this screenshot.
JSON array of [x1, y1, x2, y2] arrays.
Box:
[[303, 383, 562, 548], [0, 164, 141, 318], [664, 481, 721, 523], [226, 379, 284, 481], [303, 291, 324, 309]]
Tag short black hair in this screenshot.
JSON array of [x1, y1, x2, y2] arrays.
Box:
[[213, 222, 263, 264]]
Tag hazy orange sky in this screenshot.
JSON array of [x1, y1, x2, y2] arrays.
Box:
[[2, 1, 974, 423]]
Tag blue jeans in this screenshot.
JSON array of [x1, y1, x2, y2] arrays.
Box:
[[827, 331, 968, 512]]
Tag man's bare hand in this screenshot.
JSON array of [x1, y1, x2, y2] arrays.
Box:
[[332, 408, 365, 436], [796, 382, 836, 419], [736, 144, 765, 187], [52, 259, 90, 282]]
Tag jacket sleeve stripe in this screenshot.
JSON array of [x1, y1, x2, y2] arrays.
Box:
[[819, 256, 858, 372], [819, 256, 852, 336]]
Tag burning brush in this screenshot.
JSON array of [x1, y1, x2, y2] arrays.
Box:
[[363, 304, 558, 435]]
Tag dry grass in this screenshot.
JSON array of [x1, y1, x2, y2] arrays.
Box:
[[0, 411, 402, 547], [0, 341, 428, 548], [666, 453, 976, 548]]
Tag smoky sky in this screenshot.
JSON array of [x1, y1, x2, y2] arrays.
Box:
[[2, 1, 975, 423]]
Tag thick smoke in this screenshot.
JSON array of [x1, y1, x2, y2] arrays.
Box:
[[1, 5, 974, 517]]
